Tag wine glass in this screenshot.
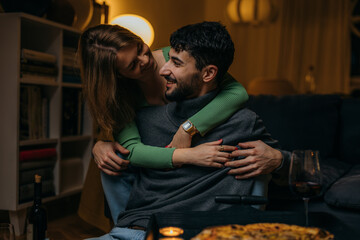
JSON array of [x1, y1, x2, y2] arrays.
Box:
[[0, 223, 15, 240], [289, 150, 323, 226]]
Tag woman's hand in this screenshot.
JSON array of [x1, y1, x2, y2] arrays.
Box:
[[167, 125, 192, 148], [92, 140, 130, 176], [172, 139, 237, 168]]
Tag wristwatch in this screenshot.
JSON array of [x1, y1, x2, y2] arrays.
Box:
[[182, 120, 199, 136]]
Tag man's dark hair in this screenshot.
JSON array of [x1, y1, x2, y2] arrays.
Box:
[[170, 21, 235, 82]]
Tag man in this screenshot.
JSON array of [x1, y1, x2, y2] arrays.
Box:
[[89, 21, 290, 240]]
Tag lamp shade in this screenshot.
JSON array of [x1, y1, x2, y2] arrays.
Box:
[[111, 14, 154, 46], [227, 0, 272, 25]]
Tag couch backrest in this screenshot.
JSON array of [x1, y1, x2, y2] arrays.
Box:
[[246, 94, 341, 159], [339, 97, 360, 164]]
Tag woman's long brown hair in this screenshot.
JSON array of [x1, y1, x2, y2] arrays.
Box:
[[78, 24, 143, 136]]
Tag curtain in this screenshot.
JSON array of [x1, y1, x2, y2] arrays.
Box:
[[223, 0, 351, 94], [277, 0, 351, 94]]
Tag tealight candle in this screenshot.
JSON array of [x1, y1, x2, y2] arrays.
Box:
[[159, 238, 184, 240], [159, 226, 184, 237]]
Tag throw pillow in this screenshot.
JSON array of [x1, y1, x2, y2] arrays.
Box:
[[324, 164, 360, 209]]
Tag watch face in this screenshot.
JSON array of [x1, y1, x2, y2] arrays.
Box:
[[183, 121, 192, 131]]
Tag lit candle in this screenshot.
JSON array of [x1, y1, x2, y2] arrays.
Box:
[[159, 238, 184, 240], [159, 227, 184, 237]]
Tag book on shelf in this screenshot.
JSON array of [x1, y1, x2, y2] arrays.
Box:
[[19, 86, 30, 140], [28, 86, 42, 139], [20, 85, 42, 140], [63, 65, 80, 76], [21, 58, 57, 68], [62, 65, 81, 83], [42, 98, 49, 139], [21, 63, 58, 76], [20, 86, 50, 140], [63, 56, 78, 68], [62, 74, 81, 84], [19, 166, 54, 185], [20, 72, 57, 83], [63, 47, 78, 68], [62, 89, 84, 136], [21, 48, 56, 64], [20, 158, 57, 171], [19, 148, 57, 162], [19, 179, 55, 203]]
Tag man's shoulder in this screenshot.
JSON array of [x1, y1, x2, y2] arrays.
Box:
[[209, 107, 259, 136], [230, 107, 258, 122], [224, 107, 259, 134]]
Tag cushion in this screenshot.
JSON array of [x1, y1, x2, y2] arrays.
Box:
[[320, 158, 351, 191], [339, 97, 360, 164], [247, 95, 341, 158], [324, 164, 360, 209]]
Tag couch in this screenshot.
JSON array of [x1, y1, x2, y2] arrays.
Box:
[[246, 94, 360, 235]]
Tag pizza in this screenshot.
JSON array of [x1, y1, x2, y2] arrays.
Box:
[[191, 223, 334, 240]]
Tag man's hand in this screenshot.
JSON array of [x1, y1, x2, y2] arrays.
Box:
[[225, 140, 283, 179], [92, 140, 130, 176], [167, 125, 192, 148]]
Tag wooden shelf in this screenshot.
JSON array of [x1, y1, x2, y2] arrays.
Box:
[[19, 138, 58, 147], [0, 13, 93, 236], [60, 135, 92, 142], [20, 78, 59, 86]]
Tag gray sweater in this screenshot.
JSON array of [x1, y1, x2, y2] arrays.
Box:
[[116, 91, 280, 228]]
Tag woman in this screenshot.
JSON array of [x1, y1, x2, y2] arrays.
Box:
[[79, 24, 249, 172]]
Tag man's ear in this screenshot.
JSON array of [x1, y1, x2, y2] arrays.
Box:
[[202, 65, 218, 83]]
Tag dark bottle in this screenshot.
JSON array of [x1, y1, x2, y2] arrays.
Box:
[[26, 174, 47, 240], [304, 65, 316, 94]]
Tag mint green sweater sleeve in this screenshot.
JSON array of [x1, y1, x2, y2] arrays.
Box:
[[114, 121, 175, 168], [189, 73, 249, 136]]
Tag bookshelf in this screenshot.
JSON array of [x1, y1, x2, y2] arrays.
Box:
[[0, 13, 93, 235]]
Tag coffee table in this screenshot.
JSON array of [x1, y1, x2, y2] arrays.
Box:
[[145, 205, 357, 240]]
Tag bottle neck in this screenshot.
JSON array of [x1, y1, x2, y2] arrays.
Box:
[[34, 181, 42, 206]]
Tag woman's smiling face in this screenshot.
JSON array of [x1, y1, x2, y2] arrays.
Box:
[[116, 42, 156, 80]]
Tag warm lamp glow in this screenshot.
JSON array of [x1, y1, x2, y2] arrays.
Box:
[[227, 0, 241, 23], [111, 14, 154, 46], [227, 0, 273, 25]]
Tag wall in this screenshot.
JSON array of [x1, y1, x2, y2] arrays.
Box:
[[203, 0, 284, 89], [105, 0, 205, 49], [204, 0, 350, 94]]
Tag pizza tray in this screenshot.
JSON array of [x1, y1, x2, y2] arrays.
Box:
[[145, 205, 358, 240]]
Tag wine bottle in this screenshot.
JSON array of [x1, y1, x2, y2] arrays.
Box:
[[304, 65, 316, 94], [26, 174, 47, 240]]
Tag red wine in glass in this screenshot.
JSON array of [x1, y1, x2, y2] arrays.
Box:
[[289, 150, 323, 226], [291, 181, 322, 198]]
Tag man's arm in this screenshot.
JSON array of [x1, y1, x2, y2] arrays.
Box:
[[225, 116, 290, 180]]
